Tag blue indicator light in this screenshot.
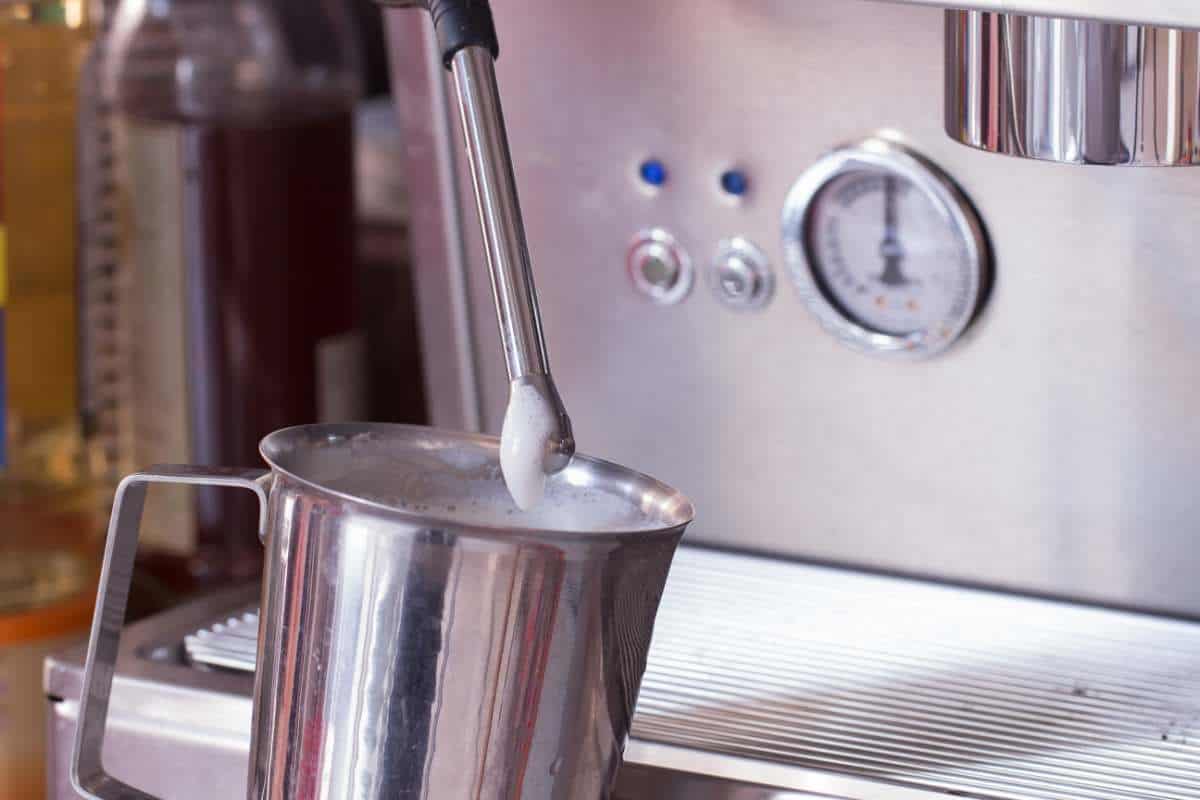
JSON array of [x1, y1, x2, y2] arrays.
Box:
[[639, 159, 667, 187], [720, 169, 749, 196]]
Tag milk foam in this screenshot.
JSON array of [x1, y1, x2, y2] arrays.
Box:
[[284, 426, 660, 533], [499, 382, 557, 510]]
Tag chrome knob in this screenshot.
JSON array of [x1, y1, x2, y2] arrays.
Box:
[[710, 238, 773, 310], [627, 228, 693, 305]]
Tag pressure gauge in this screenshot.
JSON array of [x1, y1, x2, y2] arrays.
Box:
[[782, 137, 989, 358]]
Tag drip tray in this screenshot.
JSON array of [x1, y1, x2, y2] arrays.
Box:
[[184, 547, 1200, 800]]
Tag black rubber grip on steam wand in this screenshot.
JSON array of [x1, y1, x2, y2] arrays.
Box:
[[410, 0, 500, 67]]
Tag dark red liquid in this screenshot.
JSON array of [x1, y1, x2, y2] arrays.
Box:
[[132, 104, 357, 591]]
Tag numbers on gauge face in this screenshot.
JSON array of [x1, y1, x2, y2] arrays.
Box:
[[783, 139, 988, 358]]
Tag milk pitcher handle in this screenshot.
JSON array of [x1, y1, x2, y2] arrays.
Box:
[[71, 465, 270, 800]]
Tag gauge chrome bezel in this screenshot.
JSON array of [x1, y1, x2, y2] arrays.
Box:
[[781, 137, 989, 359]]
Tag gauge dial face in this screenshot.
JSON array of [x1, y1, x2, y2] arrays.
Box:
[[783, 140, 989, 358]]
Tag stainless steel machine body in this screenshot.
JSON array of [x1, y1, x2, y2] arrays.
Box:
[[387, 0, 1200, 617]]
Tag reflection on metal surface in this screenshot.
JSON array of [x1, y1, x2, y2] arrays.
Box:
[[946, 10, 1200, 165], [247, 427, 689, 800]]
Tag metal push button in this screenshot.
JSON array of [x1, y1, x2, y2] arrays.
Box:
[[710, 237, 773, 310], [627, 228, 693, 304]]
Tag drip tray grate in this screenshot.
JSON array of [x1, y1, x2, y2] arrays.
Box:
[[633, 548, 1200, 800], [185, 547, 1200, 799], [184, 607, 258, 672]]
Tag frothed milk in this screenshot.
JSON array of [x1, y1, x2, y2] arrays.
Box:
[[499, 382, 558, 510], [295, 429, 654, 532]]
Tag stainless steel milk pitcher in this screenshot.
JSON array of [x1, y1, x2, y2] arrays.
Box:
[[71, 423, 693, 800]]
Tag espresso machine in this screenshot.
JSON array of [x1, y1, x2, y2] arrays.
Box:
[[45, 1, 1200, 798]]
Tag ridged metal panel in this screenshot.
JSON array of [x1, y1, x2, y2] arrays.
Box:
[[634, 548, 1200, 799], [184, 609, 257, 672]]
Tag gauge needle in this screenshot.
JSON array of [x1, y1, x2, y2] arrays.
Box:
[[878, 175, 910, 288]]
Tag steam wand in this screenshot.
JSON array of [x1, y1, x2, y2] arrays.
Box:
[[390, 0, 575, 472]]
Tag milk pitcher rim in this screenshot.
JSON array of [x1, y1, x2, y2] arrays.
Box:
[[258, 422, 695, 539]]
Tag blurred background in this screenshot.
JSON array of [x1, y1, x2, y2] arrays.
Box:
[[0, 0, 422, 792]]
